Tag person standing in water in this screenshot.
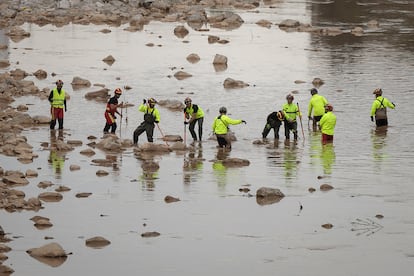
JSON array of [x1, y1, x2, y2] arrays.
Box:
[[370, 88, 395, 127], [48, 80, 67, 130], [320, 104, 336, 144], [307, 88, 328, 131], [103, 88, 123, 134], [183, 97, 204, 143], [212, 106, 246, 150]]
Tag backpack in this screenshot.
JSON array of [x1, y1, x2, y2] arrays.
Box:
[[375, 99, 387, 119]]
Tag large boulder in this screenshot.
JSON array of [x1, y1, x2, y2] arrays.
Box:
[[256, 187, 285, 205], [85, 236, 111, 248], [137, 143, 171, 153], [223, 78, 249, 89], [157, 99, 185, 111], [85, 88, 110, 102], [209, 12, 244, 30], [71, 77, 91, 89], [26, 242, 68, 267], [6, 26, 30, 42], [174, 71, 192, 80], [213, 54, 228, 65], [174, 25, 189, 38]]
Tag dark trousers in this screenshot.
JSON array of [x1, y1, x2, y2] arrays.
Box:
[[284, 120, 298, 140], [216, 134, 230, 148], [103, 123, 117, 133], [104, 112, 117, 133], [189, 117, 204, 141], [262, 118, 282, 139], [50, 119, 64, 130], [375, 118, 388, 127], [312, 115, 323, 131], [50, 107, 64, 129], [133, 122, 155, 144]]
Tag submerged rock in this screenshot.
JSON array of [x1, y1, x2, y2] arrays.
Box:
[[157, 99, 185, 111], [223, 78, 249, 89], [141, 231, 160, 238], [213, 54, 228, 65], [321, 223, 333, 229], [26, 242, 68, 257], [38, 192, 63, 202], [75, 192, 92, 198], [0, 264, 14, 274], [174, 71, 192, 80], [222, 158, 250, 167], [138, 143, 171, 153], [256, 187, 285, 205], [26, 242, 68, 267], [186, 53, 200, 63], [71, 77, 91, 89], [2, 173, 29, 186], [164, 195, 180, 203], [85, 236, 111, 248], [34, 219, 53, 229], [174, 25, 189, 38], [96, 170, 109, 176], [320, 184, 333, 191]]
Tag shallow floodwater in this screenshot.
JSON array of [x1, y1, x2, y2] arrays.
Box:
[[1, 1, 414, 275]]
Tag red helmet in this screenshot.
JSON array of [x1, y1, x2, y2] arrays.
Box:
[[325, 103, 333, 111], [114, 88, 122, 95]]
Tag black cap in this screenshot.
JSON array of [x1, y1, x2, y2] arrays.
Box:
[[310, 88, 318, 95]]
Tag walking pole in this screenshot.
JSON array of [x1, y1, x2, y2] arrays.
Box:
[[156, 123, 169, 146], [119, 104, 123, 139], [123, 87, 128, 123], [297, 102, 305, 141], [183, 113, 187, 145]]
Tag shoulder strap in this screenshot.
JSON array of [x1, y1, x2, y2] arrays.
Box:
[[218, 115, 226, 124], [377, 98, 385, 108]]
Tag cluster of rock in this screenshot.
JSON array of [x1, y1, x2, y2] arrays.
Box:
[[0, 0, 378, 42], [0, 0, 258, 30]]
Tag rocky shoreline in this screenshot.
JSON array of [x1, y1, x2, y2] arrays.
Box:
[[0, 0, 258, 30]]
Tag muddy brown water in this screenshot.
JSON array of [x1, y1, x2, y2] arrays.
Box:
[[1, 1, 414, 275]]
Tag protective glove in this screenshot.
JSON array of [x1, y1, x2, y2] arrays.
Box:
[[370, 116, 374, 122], [242, 120, 247, 124], [143, 99, 146, 104], [155, 120, 159, 124], [392, 102, 396, 107], [308, 116, 312, 120], [184, 121, 189, 125]]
